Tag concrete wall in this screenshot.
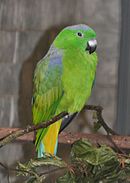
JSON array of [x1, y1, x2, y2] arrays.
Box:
[[0, 0, 120, 182]]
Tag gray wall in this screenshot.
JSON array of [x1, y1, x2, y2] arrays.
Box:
[[0, 0, 120, 182], [116, 0, 130, 135]]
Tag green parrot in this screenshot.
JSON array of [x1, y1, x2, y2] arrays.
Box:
[[32, 24, 98, 157]]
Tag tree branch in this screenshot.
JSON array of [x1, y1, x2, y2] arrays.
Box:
[[0, 130, 130, 150], [84, 105, 118, 135], [0, 112, 68, 148]]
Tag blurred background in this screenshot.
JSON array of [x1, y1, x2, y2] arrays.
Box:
[[0, 0, 129, 182]]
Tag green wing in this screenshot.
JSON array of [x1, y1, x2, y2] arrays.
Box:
[[32, 53, 63, 148]]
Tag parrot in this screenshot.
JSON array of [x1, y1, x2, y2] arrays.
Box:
[[32, 24, 98, 158]]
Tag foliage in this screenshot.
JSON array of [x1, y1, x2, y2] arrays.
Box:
[[17, 139, 130, 183], [17, 154, 67, 183]]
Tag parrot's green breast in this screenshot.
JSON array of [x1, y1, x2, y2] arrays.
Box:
[[57, 49, 98, 114]]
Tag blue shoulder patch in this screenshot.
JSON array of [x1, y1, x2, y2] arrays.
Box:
[[49, 56, 62, 68], [48, 45, 63, 68]]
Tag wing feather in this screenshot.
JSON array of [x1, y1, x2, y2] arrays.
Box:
[[32, 52, 63, 149]]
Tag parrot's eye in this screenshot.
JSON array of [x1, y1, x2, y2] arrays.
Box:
[[77, 32, 83, 37]]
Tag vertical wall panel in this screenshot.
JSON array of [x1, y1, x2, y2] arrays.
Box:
[[116, 0, 130, 134]]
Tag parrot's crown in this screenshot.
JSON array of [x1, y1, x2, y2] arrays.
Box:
[[65, 24, 90, 31]]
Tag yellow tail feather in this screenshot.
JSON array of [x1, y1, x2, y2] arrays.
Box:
[[42, 120, 62, 154]]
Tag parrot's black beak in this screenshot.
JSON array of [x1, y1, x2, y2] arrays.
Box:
[[86, 39, 97, 54]]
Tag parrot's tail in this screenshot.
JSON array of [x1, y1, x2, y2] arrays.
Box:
[[37, 120, 62, 158]]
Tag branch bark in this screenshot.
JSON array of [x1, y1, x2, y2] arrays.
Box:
[[84, 105, 117, 135], [0, 129, 130, 150], [0, 112, 68, 148]]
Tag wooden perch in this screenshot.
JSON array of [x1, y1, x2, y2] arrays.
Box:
[[0, 127, 130, 150]]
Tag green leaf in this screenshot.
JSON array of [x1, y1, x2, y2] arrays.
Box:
[[56, 172, 76, 183], [17, 153, 67, 182], [17, 153, 67, 173], [25, 175, 45, 183], [26, 153, 67, 169], [71, 139, 117, 165]]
